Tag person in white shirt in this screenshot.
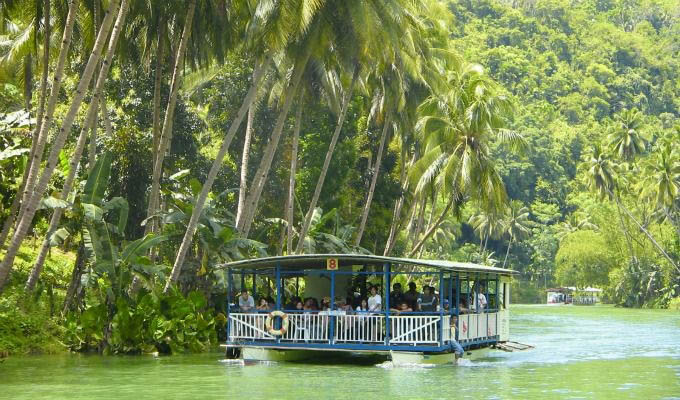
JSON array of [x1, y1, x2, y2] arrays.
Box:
[[238, 289, 255, 312], [367, 285, 382, 313], [473, 283, 487, 313]]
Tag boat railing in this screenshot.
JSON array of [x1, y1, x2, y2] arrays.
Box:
[[334, 313, 385, 343], [456, 311, 499, 343], [228, 311, 498, 346], [281, 313, 330, 342]]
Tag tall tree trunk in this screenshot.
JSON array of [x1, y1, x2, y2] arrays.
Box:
[[25, 1, 128, 292], [62, 242, 86, 314], [0, 0, 121, 292], [409, 195, 455, 257], [163, 61, 268, 293], [237, 50, 313, 237], [355, 113, 390, 246], [384, 149, 412, 256], [502, 236, 513, 268], [147, 21, 165, 236], [87, 0, 101, 171], [100, 100, 112, 137], [286, 99, 302, 255], [294, 67, 358, 253], [0, 0, 55, 248], [11, 0, 77, 243], [236, 94, 256, 225], [145, 0, 196, 237]]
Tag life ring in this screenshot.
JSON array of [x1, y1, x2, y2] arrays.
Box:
[[265, 311, 289, 336]]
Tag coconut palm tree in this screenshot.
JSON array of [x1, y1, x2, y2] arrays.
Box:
[[501, 200, 531, 268], [1, 0, 77, 250], [25, 0, 130, 291], [643, 142, 680, 232], [0, 0, 120, 292], [408, 62, 524, 256], [607, 108, 646, 161]]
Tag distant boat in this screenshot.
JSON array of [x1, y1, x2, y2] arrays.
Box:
[[547, 287, 602, 305]]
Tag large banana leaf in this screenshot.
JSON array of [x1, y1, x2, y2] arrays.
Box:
[[49, 227, 72, 247], [83, 152, 112, 205], [103, 197, 129, 234], [120, 234, 168, 265]]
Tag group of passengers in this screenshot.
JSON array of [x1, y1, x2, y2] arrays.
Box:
[[235, 281, 480, 315]]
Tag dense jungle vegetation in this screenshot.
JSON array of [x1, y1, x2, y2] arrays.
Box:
[[0, 0, 678, 355]]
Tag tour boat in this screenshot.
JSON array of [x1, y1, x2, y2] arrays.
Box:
[[220, 254, 526, 365]]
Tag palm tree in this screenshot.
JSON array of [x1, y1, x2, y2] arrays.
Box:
[[502, 200, 531, 268], [144, 0, 197, 238], [643, 142, 680, 232], [607, 108, 646, 161], [584, 144, 680, 273], [25, 0, 130, 291], [0, 0, 120, 292], [1, 0, 77, 250], [408, 62, 524, 256], [556, 212, 599, 242], [164, 0, 323, 291]]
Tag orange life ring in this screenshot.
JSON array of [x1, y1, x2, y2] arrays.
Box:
[[265, 310, 289, 336]]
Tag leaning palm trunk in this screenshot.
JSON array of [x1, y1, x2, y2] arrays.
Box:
[[25, 1, 129, 292], [502, 236, 513, 268], [286, 100, 303, 254], [0, 0, 121, 292], [164, 62, 268, 293], [235, 98, 256, 224], [12, 0, 78, 241], [609, 188, 680, 273], [237, 51, 312, 237], [145, 0, 196, 237], [294, 68, 358, 253], [384, 150, 412, 256], [0, 0, 51, 249], [409, 195, 455, 257], [355, 114, 391, 246]]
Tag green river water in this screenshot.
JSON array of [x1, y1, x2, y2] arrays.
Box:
[[2, 305, 679, 399]]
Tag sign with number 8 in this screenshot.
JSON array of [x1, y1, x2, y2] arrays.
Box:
[[326, 258, 338, 270]]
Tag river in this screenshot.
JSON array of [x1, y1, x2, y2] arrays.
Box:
[[2, 305, 679, 399]]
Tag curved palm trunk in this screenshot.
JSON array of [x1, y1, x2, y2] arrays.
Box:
[[610, 189, 680, 273], [12, 0, 78, 240], [355, 113, 390, 246], [164, 61, 268, 293], [145, 0, 196, 237], [502, 236, 513, 268], [294, 68, 358, 253], [0, 0, 121, 292], [286, 100, 303, 254], [0, 0, 51, 249], [235, 98, 256, 224], [383, 146, 415, 256], [408, 195, 455, 257], [87, 0, 101, 171], [100, 100, 112, 137], [237, 50, 312, 237], [151, 19, 165, 163], [25, 1, 129, 292]]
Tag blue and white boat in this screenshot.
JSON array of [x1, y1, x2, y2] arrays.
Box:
[[220, 254, 519, 365]]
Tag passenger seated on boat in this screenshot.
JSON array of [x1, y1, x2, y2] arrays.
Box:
[[368, 285, 382, 312], [418, 285, 439, 312], [389, 301, 413, 314], [321, 297, 331, 311], [404, 282, 419, 310], [473, 283, 487, 313], [285, 296, 302, 310], [238, 289, 255, 312], [266, 297, 276, 310], [356, 298, 369, 312], [303, 298, 319, 312], [256, 298, 269, 311], [390, 283, 404, 309]]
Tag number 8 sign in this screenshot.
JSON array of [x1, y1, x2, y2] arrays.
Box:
[[326, 258, 338, 270]]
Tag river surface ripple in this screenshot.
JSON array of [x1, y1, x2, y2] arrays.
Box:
[[1, 305, 679, 399]]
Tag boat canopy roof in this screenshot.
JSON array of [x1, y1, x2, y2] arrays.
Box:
[[218, 254, 517, 275]]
